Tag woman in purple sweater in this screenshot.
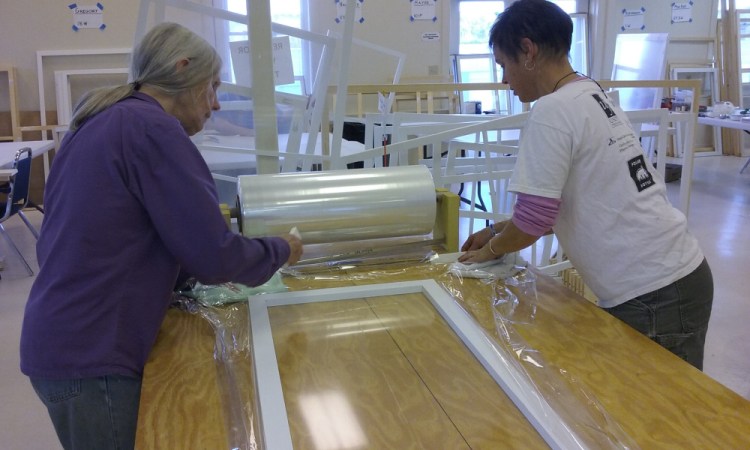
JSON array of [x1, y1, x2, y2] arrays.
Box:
[[20, 22, 303, 449]]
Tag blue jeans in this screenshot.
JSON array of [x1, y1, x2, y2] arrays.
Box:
[[604, 258, 713, 370], [30, 375, 142, 450]]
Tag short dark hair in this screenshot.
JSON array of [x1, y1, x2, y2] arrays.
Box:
[[488, 0, 573, 62]]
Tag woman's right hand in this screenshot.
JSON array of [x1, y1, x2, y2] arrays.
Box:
[[281, 234, 303, 266], [461, 221, 507, 251], [461, 227, 493, 252]]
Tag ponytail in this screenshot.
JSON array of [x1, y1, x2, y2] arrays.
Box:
[[69, 84, 136, 132], [69, 22, 221, 131]]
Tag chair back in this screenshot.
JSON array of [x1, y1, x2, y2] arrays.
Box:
[[2, 147, 32, 219], [623, 108, 670, 179], [0, 146, 37, 276]]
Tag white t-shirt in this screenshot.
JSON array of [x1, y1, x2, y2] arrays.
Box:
[[508, 79, 704, 307]]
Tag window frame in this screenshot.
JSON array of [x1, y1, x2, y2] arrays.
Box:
[[450, 0, 590, 107], [248, 279, 586, 449]]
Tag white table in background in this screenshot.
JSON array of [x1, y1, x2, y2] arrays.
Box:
[[0, 140, 55, 213], [196, 133, 366, 173], [0, 140, 55, 175], [696, 116, 750, 173], [0, 169, 17, 181], [697, 115, 750, 131]]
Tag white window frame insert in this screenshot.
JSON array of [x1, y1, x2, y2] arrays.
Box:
[[248, 279, 587, 450]]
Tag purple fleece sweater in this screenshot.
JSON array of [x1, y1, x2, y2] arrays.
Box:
[[20, 92, 289, 379]]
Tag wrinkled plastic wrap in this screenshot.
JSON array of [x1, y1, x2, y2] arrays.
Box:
[[173, 253, 638, 450], [440, 268, 639, 449], [173, 293, 261, 449], [178, 272, 288, 306]]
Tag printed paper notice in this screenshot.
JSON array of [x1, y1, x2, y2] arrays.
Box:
[[671, 1, 693, 24], [335, 0, 364, 24], [69, 3, 105, 30], [621, 7, 646, 31], [229, 36, 295, 87], [411, 0, 437, 22]]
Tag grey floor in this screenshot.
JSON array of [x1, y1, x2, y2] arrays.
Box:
[[1, 155, 749, 449]]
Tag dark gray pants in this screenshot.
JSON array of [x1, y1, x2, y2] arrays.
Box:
[[604, 258, 713, 370], [30, 374, 142, 450]]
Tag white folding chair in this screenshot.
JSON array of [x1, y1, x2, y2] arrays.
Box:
[[624, 108, 670, 179]]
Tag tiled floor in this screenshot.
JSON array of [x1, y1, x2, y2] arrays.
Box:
[[679, 155, 750, 400], [1, 155, 749, 448]]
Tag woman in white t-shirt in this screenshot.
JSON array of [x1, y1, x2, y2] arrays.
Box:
[[459, 0, 713, 370]]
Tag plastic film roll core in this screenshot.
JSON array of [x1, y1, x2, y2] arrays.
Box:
[[237, 166, 437, 244]]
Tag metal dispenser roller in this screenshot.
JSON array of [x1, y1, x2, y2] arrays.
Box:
[[237, 165, 438, 244]]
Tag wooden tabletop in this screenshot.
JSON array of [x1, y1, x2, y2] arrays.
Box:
[[136, 264, 750, 449]]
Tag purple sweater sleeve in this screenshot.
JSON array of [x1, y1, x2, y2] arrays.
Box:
[[127, 115, 289, 286], [511, 192, 561, 237]]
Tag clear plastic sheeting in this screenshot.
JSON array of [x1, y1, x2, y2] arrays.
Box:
[[173, 258, 639, 450], [443, 268, 640, 449], [171, 296, 261, 450], [237, 165, 437, 244], [177, 272, 288, 306], [446, 251, 527, 279]]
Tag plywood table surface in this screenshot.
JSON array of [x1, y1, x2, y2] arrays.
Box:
[[268, 293, 546, 449], [137, 265, 750, 449]]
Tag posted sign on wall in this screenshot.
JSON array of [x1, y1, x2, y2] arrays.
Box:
[[69, 3, 105, 31], [229, 36, 295, 87]]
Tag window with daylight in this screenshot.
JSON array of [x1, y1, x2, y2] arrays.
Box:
[[452, 0, 588, 114], [738, 7, 750, 105]]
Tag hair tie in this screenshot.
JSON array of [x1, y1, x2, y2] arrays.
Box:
[[131, 81, 141, 91]]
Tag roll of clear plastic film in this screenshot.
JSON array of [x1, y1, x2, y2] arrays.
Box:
[[237, 165, 437, 244]]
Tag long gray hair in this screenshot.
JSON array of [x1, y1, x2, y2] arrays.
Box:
[[69, 22, 222, 131]]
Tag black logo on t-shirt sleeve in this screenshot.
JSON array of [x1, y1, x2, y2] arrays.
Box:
[[628, 154, 655, 192], [592, 93, 616, 118]]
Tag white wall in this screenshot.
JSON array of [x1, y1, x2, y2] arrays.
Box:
[[0, 0, 452, 114], [309, 1, 451, 85], [0, 0, 139, 112], [4, 0, 716, 118], [589, 0, 719, 80]]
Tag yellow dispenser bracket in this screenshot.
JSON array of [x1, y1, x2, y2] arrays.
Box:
[[434, 188, 459, 253]]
